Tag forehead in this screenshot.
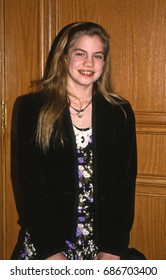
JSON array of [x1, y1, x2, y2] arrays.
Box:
[[69, 35, 104, 52]]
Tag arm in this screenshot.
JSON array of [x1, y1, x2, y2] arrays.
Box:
[[96, 101, 137, 258], [95, 252, 120, 260], [46, 253, 67, 260], [17, 95, 67, 259]]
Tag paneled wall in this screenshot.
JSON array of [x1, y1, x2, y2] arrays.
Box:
[[0, 0, 166, 259], [0, 0, 43, 259]]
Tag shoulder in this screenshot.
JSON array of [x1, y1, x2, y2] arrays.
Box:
[[14, 91, 48, 121], [16, 91, 47, 110], [109, 94, 134, 114], [94, 91, 135, 123], [13, 92, 48, 131], [111, 95, 136, 129]]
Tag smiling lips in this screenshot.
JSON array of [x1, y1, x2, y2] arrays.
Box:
[[78, 70, 94, 77]]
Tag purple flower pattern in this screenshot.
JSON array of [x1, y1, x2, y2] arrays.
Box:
[[18, 127, 98, 260], [18, 230, 37, 260], [63, 126, 98, 260]]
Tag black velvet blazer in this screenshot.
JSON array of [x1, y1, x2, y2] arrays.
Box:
[[16, 90, 137, 259]]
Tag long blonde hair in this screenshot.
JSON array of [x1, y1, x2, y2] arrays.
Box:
[[36, 22, 113, 151]]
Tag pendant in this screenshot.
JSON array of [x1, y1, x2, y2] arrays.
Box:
[[78, 112, 83, 118]]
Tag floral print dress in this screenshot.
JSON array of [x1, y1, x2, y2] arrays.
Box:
[[18, 125, 98, 260], [62, 125, 98, 260]]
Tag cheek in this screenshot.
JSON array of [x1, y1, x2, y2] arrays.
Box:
[[94, 64, 105, 80], [68, 58, 80, 70], [97, 63, 105, 74]]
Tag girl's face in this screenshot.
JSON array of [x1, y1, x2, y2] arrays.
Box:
[[66, 35, 105, 92]]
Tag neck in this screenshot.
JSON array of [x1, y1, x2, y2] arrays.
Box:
[[67, 84, 93, 102]]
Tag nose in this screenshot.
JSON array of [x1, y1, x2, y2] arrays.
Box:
[[83, 55, 94, 67]]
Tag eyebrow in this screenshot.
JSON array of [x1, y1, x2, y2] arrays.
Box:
[[73, 48, 104, 55]]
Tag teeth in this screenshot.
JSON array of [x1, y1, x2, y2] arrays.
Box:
[[79, 71, 93, 75]]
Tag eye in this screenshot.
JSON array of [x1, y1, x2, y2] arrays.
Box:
[[94, 54, 104, 60], [75, 52, 85, 57]]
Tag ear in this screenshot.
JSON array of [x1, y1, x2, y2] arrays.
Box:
[[64, 55, 68, 61]]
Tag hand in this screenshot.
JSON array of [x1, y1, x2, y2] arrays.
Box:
[[46, 253, 68, 260], [95, 252, 120, 260]]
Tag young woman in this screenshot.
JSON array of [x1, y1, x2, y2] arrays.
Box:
[[15, 22, 143, 260]]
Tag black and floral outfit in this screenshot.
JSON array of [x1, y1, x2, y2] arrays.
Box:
[[62, 125, 98, 259], [18, 124, 98, 260], [14, 91, 143, 260]]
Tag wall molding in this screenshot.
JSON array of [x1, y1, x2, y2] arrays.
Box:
[[135, 111, 166, 134], [0, 0, 6, 260], [136, 174, 166, 196], [38, 0, 58, 77]]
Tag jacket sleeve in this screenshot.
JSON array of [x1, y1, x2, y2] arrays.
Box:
[[17, 95, 66, 259], [97, 101, 137, 257]]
